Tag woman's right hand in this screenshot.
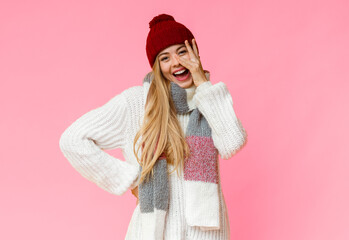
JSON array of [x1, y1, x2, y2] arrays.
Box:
[[131, 186, 139, 205]]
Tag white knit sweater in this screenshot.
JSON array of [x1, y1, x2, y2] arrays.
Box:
[[59, 79, 247, 240]]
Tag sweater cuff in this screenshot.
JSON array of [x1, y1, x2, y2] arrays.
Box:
[[195, 81, 213, 94], [122, 162, 140, 192], [129, 165, 141, 190]]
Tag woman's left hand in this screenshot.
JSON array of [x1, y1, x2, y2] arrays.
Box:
[[175, 39, 208, 87]]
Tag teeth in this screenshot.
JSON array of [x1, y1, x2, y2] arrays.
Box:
[[174, 69, 186, 75]]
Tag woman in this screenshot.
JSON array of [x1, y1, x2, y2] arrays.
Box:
[[59, 13, 247, 240]]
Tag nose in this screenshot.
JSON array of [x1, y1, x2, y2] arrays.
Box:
[[171, 54, 181, 67]]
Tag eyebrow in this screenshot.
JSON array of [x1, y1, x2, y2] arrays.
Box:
[[158, 45, 186, 57]]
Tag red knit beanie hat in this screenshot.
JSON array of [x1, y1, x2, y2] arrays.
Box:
[[146, 13, 198, 68]]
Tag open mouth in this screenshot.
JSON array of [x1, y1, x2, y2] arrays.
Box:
[[172, 69, 190, 81], [173, 69, 189, 77]]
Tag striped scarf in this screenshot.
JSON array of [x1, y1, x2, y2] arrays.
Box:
[[138, 71, 220, 239]]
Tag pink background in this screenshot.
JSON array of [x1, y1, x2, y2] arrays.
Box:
[[1, 0, 348, 239]]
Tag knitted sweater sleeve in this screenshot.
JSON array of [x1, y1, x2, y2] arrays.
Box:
[[193, 81, 248, 160], [59, 91, 139, 196]]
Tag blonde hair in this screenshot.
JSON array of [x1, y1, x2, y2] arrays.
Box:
[[133, 54, 191, 185]]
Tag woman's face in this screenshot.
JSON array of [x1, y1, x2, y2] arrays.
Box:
[[158, 43, 193, 89]]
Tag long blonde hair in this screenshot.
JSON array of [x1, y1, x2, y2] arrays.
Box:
[[133, 54, 191, 185]]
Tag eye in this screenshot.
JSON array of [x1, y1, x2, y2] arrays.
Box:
[[160, 50, 186, 62]]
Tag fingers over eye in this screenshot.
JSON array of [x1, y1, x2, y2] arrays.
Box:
[[192, 39, 199, 57], [185, 40, 196, 59]]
